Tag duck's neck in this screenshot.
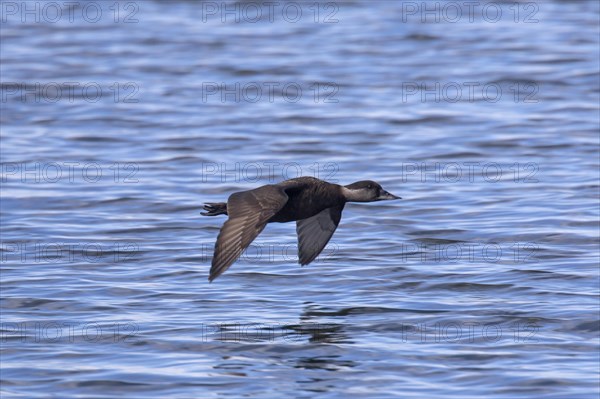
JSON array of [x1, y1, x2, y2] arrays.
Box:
[[340, 186, 368, 203]]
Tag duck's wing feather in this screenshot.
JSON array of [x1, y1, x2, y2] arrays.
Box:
[[209, 185, 288, 281], [296, 204, 344, 266]]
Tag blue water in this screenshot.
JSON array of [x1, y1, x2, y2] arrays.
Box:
[[1, 1, 599, 398]]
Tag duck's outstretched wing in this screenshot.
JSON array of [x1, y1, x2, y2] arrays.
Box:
[[209, 185, 288, 282], [296, 204, 344, 266]]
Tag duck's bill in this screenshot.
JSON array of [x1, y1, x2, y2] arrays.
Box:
[[377, 191, 401, 200]]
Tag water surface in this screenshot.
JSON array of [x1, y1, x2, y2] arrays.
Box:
[[1, 1, 599, 398]]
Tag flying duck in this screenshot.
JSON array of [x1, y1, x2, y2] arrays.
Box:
[[202, 176, 400, 281]]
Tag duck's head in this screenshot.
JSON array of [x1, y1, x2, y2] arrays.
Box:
[[343, 180, 401, 203]]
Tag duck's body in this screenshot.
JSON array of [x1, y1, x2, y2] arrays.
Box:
[[202, 176, 400, 281], [265, 176, 345, 222]]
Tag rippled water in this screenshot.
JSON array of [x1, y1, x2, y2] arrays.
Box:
[[1, 1, 599, 398]]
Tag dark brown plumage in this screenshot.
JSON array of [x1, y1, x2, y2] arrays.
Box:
[[202, 176, 400, 281]]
